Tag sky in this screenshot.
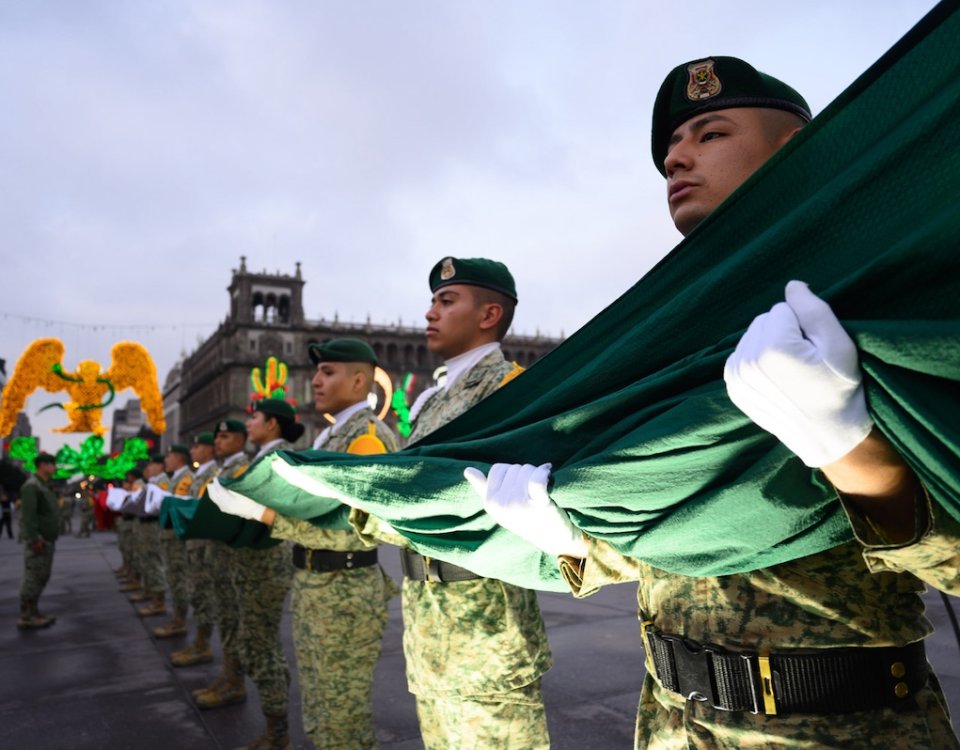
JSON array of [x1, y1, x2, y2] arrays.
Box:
[[0, 0, 941, 453]]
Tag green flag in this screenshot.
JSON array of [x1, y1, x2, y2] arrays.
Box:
[[220, 1, 960, 590]]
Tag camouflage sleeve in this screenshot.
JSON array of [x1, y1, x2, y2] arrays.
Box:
[[348, 508, 408, 549], [558, 537, 645, 598], [19, 482, 40, 541], [271, 511, 370, 551], [845, 490, 960, 594]]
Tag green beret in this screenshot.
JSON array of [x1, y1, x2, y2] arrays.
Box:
[[193, 433, 215, 446], [149, 454, 166, 464], [126, 468, 143, 479], [429, 257, 517, 303], [35, 453, 57, 466], [214, 418, 247, 436], [651, 56, 811, 175], [168, 444, 190, 457], [308, 338, 378, 367], [252, 398, 305, 443]]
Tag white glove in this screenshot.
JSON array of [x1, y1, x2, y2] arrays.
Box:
[[105, 488, 129, 511], [143, 485, 168, 514], [724, 281, 874, 467], [207, 478, 268, 522], [464, 463, 588, 558]]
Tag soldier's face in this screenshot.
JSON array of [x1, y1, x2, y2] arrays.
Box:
[[164, 453, 184, 472], [215, 431, 245, 458], [664, 107, 795, 236], [424, 285, 487, 359], [312, 362, 360, 415], [245, 411, 275, 445]]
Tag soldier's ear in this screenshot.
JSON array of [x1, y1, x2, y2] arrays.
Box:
[[478, 302, 504, 332]]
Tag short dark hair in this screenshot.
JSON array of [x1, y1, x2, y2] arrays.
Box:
[[470, 286, 516, 340]]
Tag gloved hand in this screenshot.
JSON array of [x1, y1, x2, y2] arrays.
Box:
[[724, 281, 874, 467], [464, 463, 588, 558], [207, 478, 268, 522]]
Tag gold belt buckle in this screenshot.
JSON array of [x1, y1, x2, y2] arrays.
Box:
[[757, 653, 778, 716]]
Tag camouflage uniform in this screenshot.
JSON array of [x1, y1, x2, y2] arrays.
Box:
[[354, 348, 552, 750], [78, 495, 95, 538], [19, 474, 59, 603], [185, 460, 220, 634], [225, 439, 295, 717], [273, 408, 399, 750], [161, 466, 195, 614], [560, 493, 960, 749], [138, 472, 170, 597], [209, 452, 250, 670]]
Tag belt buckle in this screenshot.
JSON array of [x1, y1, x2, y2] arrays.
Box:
[[660, 634, 726, 709], [305, 547, 315, 571], [425, 556, 442, 583], [739, 652, 777, 716]]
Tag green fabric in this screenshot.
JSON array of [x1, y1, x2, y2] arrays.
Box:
[[160, 495, 280, 549], [221, 2, 960, 591]]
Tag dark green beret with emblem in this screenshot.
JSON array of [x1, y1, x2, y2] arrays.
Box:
[[429, 257, 518, 303], [308, 338, 378, 367], [214, 418, 247, 436], [252, 398, 305, 443], [651, 56, 811, 175], [193, 432, 215, 446], [168, 444, 190, 457]]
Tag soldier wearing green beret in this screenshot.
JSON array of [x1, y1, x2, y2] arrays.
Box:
[[466, 57, 960, 749], [349, 258, 552, 749], [17, 453, 59, 629], [153, 443, 194, 638], [210, 350, 401, 749], [170, 432, 223, 668]]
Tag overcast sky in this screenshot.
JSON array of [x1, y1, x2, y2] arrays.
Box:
[[0, 0, 940, 452]]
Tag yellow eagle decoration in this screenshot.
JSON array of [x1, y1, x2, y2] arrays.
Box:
[[0, 338, 167, 437]]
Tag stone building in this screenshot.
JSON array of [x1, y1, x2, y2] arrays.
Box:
[[166, 258, 561, 448]]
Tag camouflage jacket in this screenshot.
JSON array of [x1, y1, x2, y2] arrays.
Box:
[[560, 490, 960, 748], [217, 450, 251, 482], [189, 459, 219, 498], [20, 475, 59, 542], [274, 408, 398, 552], [356, 348, 552, 697], [169, 466, 194, 497]]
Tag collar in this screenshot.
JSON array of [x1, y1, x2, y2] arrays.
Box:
[[444, 342, 501, 391], [253, 438, 286, 461], [329, 400, 370, 435], [170, 466, 189, 481], [195, 459, 216, 476], [220, 451, 246, 467]]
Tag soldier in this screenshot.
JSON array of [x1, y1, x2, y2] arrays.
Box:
[[191, 419, 253, 712], [17, 453, 59, 630], [58, 493, 73, 536], [77, 483, 96, 538], [134, 456, 170, 618], [170, 433, 220, 668], [217, 341, 401, 749], [204, 400, 302, 747], [360, 260, 551, 749], [120, 469, 147, 600], [153, 444, 194, 639], [466, 57, 960, 749]]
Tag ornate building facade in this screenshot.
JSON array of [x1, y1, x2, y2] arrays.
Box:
[[165, 258, 561, 448]]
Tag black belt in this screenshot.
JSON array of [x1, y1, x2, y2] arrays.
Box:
[[121, 514, 136, 520], [642, 623, 927, 716], [292, 544, 378, 573], [138, 517, 159, 524], [400, 548, 481, 583]]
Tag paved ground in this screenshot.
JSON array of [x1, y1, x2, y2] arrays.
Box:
[[1, 527, 958, 749]]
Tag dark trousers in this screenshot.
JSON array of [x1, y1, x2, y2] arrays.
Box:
[[0, 512, 12, 539]]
